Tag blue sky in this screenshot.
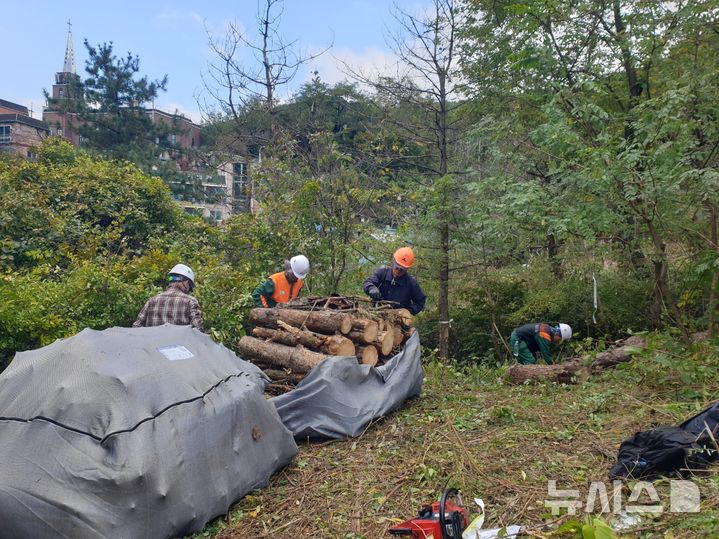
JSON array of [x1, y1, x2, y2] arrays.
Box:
[[3, 0, 427, 123]]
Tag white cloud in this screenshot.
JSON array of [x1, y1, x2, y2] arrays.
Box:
[[155, 8, 205, 27], [155, 101, 203, 124], [302, 46, 400, 88]]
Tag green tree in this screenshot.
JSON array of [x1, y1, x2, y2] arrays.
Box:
[[0, 138, 181, 271], [354, 0, 467, 359], [46, 40, 170, 163], [460, 0, 718, 334]]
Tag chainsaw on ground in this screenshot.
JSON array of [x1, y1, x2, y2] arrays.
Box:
[[388, 488, 468, 538]]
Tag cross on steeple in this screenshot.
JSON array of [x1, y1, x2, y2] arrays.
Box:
[[62, 20, 76, 74]]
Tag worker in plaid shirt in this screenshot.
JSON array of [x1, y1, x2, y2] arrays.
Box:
[[133, 264, 204, 331]]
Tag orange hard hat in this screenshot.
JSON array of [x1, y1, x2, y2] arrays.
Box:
[[393, 247, 415, 269]]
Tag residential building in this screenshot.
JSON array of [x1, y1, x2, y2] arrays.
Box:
[[173, 159, 251, 222], [0, 99, 49, 158]]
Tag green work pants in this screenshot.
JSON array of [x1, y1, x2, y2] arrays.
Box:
[[509, 330, 536, 364]]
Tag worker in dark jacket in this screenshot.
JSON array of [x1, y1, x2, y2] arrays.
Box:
[[252, 255, 310, 307], [363, 247, 426, 315], [509, 323, 572, 364], [133, 264, 203, 331]]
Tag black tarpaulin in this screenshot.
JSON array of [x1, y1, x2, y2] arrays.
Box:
[[610, 401, 719, 479]]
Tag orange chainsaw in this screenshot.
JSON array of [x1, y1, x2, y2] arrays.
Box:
[[388, 488, 468, 538]]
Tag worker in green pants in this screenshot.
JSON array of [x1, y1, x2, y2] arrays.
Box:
[[509, 323, 572, 364]]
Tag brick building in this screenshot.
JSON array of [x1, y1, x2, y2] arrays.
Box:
[[0, 99, 49, 158]]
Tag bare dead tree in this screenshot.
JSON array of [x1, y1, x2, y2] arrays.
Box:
[[344, 0, 465, 360], [200, 0, 330, 148]]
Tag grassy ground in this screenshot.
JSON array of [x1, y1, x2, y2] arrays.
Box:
[[197, 331, 719, 538]]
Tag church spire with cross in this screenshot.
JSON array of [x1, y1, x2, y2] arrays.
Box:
[[62, 19, 76, 74]]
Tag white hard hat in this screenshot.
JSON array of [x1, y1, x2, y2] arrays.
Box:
[[558, 323, 572, 341], [289, 255, 310, 279], [168, 263, 195, 284]]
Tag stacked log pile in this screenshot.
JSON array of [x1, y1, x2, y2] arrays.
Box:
[[238, 296, 415, 390]]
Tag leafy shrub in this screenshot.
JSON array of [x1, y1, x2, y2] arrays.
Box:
[[0, 138, 182, 271], [445, 260, 652, 363]]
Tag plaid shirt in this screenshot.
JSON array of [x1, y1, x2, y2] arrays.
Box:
[[133, 283, 204, 331]]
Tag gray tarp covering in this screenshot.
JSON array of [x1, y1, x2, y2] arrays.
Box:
[[272, 331, 423, 440], [0, 325, 298, 539]]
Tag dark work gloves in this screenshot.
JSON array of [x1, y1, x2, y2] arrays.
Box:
[[368, 285, 382, 300]]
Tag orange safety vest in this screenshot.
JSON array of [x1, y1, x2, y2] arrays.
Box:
[[261, 271, 303, 307], [538, 323, 553, 343]]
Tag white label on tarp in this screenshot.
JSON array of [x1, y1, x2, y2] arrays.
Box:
[[157, 345, 194, 361]]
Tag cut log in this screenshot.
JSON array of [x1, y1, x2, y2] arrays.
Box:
[[373, 331, 394, 356], [389, 324, 404, 348], [252, 326, 324, 349], [238, 336, 327, 374], [590, 336, 646, 371], [251, 326, 354, 356], [249, 308, 352, 335], [382, 308, 413, 327], [323, 334, 356, 356], [348, 328, 377, 345], [350, 318, 379, 343], [396, 308, 413, 326], [506, 359, 587, 385], [356, 345, 378, 366]]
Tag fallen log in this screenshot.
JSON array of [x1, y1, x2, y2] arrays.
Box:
[[249, 308, 352, 335], [506, 359, 587, 385], [251, 326, 355, 356], [590, 336, 646, 371], [356, 345, 379, 366], [238, 336, 327, 374], [252, 326, 323, 349]]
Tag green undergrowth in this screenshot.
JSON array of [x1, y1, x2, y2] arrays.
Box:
[[196, 331, 719, 538]]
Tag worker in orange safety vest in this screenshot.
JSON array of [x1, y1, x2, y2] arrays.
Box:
[[252, 255, 310, 307]]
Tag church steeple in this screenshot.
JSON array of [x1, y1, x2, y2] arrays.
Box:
[[43, 20, 81, 144], [52, 21, 80, 96], [62, 20, 76, 75]]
